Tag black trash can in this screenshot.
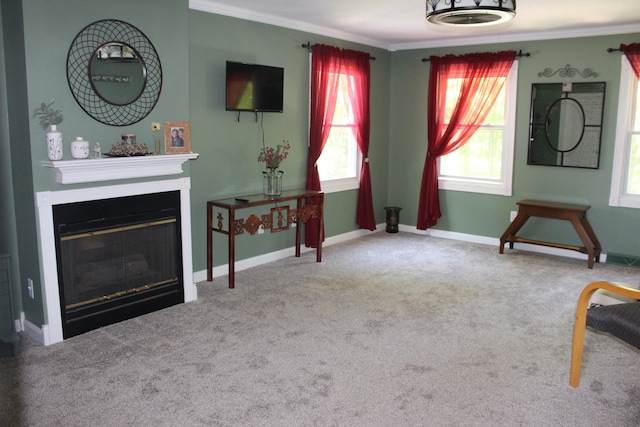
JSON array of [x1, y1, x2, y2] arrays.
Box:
[[384, 206, 402, 233]]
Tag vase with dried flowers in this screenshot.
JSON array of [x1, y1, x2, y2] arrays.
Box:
[[32, 100, 64, 160], [258, 140, 290, 197]]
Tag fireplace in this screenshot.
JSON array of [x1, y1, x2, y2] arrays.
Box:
[[35, 178, 197, 345], [54, 191, 183, 338]]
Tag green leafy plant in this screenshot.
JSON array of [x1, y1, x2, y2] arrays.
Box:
[[32, 100, 64, 131]]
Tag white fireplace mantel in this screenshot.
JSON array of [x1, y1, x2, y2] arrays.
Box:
[[42, 153, 199, 184]]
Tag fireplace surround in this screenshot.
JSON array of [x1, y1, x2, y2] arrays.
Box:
[[35, 177, 196, 345]]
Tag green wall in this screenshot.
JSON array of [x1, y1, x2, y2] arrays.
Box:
[[187, 11, 391, 271], [389, 35, 640, 257], [8, 0, 190, 328], [1, 0, 32, 326], [0, 1, 23, 320], [2, 0, 639, 335]]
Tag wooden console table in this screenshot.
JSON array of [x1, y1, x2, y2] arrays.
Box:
[[499, 199, 602, 269], [207, 189, 324, 288]]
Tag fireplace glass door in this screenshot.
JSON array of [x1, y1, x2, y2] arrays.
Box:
[[59, 219, 178, 310], [54, 191, 183, 338]]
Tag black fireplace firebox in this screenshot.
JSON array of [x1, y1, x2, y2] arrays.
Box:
[[53, 191, 184, 338]]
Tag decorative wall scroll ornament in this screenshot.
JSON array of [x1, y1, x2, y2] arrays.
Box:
[[537, 64, 599, 78]]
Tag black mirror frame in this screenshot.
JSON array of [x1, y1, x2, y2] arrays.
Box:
[[67, 19, 162, 126]]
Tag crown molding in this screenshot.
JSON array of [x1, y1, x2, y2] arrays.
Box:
[[390, 23, 640, 51], [189, 0, 391, 50], [190, 1, 639, 52]]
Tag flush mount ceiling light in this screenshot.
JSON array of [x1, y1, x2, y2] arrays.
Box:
[[426, 0, 516, 26]]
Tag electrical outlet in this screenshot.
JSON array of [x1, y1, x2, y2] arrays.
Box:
[[258, 225, 265, 235], [27, 278, 35, 299], [510, 211, 518, 222]]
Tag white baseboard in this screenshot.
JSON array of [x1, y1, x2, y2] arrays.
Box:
[[194, 223, 608, 284], [398, 224, 608, 263], [22, 316, 48, 345], [193, 227, 382, 283]]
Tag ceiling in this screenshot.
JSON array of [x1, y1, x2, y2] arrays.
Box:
[[190, 0, 640, 51]]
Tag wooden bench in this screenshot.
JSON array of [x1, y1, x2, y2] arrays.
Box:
[[499, 199, 602, 268]]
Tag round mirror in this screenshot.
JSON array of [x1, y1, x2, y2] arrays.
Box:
[[544, 97, 585, 153], [90, 42, 146, 106], [67, 20, 162, 126]]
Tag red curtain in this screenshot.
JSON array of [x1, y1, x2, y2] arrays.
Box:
[[621, 43, 640, 78], [416, 51, 516, 230], [306, 44, 374, 247], [347, 51, 376, 231]]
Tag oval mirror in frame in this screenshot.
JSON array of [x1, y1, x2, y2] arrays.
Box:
[[67, 20, 162, 126], [544, 97, 586, 153], [528, 82, 605, 169]]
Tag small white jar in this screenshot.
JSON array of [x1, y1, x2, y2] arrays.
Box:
[[70, 137, 90, 159]]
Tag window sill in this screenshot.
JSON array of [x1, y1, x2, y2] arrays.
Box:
[[438, 178, 511, 196], [320, 177, 359, 193]]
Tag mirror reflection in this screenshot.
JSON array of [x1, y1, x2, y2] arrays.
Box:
[[90, 42, 146, 106], [546, 97, 585, 152], [528, 82, 605, 169]]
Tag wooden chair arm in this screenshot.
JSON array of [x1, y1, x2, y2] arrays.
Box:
[[570, 281, 638, 387], [577, 281, 640, 305]]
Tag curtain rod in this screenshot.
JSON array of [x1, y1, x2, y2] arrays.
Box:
[[301, 42, 376, 60], [607, 47, 622, 53], [421, 49, 531, 62]]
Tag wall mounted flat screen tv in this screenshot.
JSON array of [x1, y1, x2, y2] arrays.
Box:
[[225, 61, 284, 113]]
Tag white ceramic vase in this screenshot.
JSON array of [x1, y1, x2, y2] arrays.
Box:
[[70, 136, 90, 159], [46, 125, 63, 161]]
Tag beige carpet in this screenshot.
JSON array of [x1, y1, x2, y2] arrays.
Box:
[[1, 232, 639, 426]]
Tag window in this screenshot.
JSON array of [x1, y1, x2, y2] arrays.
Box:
[[437, 61, 518, 196], [316, 74, 361, 193], [610, 56, 640, 208]]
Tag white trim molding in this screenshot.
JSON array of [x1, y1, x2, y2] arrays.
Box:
[[41, 153, 199, 184]]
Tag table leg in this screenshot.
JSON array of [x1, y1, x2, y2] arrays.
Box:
[[229, 209, 235, 288], [317, 194, 324, 262], [295, 198, 302, 258], [207, 203, 213, 282]]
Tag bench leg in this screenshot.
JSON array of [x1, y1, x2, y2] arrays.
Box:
[[499, 213, 529, 254]]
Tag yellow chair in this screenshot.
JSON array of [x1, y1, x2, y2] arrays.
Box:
[[570, 281, 640, 387]]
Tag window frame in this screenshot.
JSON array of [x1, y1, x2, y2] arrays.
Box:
[[437, 61, 518, 196], [609, 56, 640, 209], [316, 70, 362, 194]]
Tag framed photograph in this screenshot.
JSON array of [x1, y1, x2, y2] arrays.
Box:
[[164, 121, 191, 154]]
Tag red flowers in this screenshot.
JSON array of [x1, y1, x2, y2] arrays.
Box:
[[258, 140, 290, 169]]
